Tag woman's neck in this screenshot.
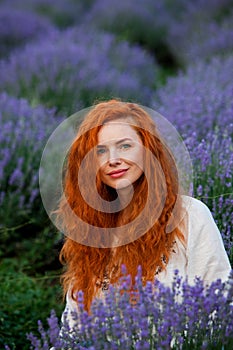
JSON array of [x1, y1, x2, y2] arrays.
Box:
[[117, 184, 134, 209]]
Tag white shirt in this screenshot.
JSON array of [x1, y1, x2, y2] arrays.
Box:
[[62, 196, 231, 328], [157, 196, 231, 286]]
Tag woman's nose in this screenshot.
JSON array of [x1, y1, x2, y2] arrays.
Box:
[[108, 157, 122, 166], [108, 149, 121, 166]]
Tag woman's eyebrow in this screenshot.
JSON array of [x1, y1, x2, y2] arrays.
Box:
[[97, 137, 133, 147]]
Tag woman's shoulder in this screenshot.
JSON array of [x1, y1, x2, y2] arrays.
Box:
[[180, 195, 219, 240], [180, 195, 224, 244], [181, 195, 212, 219]]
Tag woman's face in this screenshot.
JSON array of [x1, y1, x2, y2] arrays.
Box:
[[97, 120, 144, 190]]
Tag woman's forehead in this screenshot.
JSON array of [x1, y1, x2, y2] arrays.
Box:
[[98, 121, 140, 145]]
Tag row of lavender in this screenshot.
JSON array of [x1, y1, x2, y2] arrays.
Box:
[[28, 268, 233, 350], [0, 0, 232, 349], [1, 0, 233, 64]]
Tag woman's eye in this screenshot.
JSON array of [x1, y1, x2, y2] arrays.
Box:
[[120, 143, 131, 150], [97, 148, 106, 155]]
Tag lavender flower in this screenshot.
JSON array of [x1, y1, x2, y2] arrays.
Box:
[[185, 131, 233, 258], [83, 0, 170, 54], [166, 6, 233, 65], [0, 92, 63, 228], [83, 0, 233, 67], [0, 0, 91, 28], [27, 268, 233, 349], [151, 56, 233, 259], [0, 26, 158, 114], [0, 7, 55, 58], [152, 55, 233, 139]]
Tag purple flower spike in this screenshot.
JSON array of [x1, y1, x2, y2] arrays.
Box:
[[0, 92, 64, 227], [0, 27, 158, 114], [27, 269, 233, 349]]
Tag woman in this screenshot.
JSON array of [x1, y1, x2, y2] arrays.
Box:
[[54, 99, 231, 328]]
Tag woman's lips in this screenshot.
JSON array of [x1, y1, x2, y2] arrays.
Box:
[[108, 169, 128, 178]]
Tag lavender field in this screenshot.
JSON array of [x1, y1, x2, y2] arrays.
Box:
[[0, 0, 232, 349]]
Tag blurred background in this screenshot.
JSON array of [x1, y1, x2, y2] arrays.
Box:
[[0, 0, 232, 348]]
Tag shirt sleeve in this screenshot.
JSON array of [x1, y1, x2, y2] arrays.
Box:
[[186, 197, 231, 286]]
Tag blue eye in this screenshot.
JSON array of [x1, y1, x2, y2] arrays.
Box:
[[120, 143, 131, 149], [97, 148, 106, 155]]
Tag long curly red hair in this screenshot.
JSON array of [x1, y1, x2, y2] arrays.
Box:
[[56, 99, 185, 311]]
